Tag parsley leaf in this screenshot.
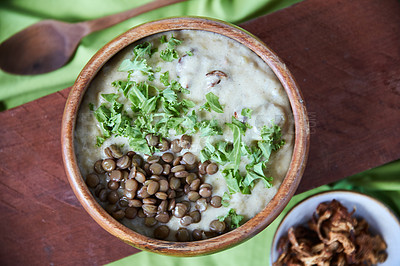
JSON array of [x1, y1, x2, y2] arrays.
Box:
[[160, 71, 170, 86], [226, 116, 251, 136], [221, 192, 231, 207], [93, 95, 132, 146], [166, 36, 182, 48], [162, 87, 177, 103], [201, 92, 224, 113], [119, 58, 152, 74], [202, 119, 285, 194], [200, 139, 232, 164], [101, 93, 119, 103], [170, 80, 188, 93], [112, 80, 133, 97], [96, 136, 106, 147], [127, 81, 149, 111], [198, 119, 223, 137], [222, 168, 242, 194], [218, 209, 244, 229], [241, 108, 253, 118], [181, 110, 198, 132], [128, 137, 152, 155], [160, 35, 182, 62], [261, 123, 286, 151], [133, 42, 153, 58], [160, 48, 178, 62], [226, 123, 242, 171], [141, 96, 158, 114], [160, 35, 168, 44], [118, 42, 154, 77], [243, 162, 273, 189]]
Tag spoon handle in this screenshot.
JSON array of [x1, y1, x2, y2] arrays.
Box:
[[80, 0, 187, 34]]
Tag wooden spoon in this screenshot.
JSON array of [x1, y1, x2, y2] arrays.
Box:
[[0, 0, 186, 75]]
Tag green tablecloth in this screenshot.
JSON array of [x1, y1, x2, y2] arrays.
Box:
[[1, 1, 399, 265]]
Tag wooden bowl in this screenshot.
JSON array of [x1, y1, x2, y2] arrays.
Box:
[[61, 17, 309, 256]]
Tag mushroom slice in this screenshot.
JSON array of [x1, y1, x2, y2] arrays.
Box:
[[326, 231, 355, 254], [205, 70, 228, 88]]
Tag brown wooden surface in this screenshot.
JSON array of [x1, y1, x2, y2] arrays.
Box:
[[1, 0, 400, 264]]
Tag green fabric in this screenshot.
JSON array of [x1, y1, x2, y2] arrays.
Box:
[[0, 0, 302, 111], [109, 160, 400, 266]]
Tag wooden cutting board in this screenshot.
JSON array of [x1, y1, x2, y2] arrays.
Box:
[[1, 0, 400, 265]]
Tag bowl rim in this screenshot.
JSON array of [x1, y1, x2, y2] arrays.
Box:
[[270, 189, 400, 264], [61, 16, 310, 256]]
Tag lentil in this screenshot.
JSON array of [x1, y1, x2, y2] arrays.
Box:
[[206, 163, 219, 175], [94, 160, 105, 174], [102, 159, 116, 172], [171, 139, 182, 153], [176, 228, 190, 242], [86, 173, 99, 188], [180, 135, 192, 149], [154, 225, 170, 240], [87, 138, 224, 241], [116, 155, 131, 169]]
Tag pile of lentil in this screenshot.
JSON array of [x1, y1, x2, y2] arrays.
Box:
[[85, 134, 227, 241]]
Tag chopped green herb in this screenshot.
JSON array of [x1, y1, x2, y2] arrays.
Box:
[[241, 108, 253, 118], [181, 110, 198, 132], [170, 80, 188, 93], [222, 168, 243, 194], [133, 42, 153, 58], [166, 36, 182, 48], [227, 123, 242, 171], [162, 87, 177, 103], [118, 42, 154, 78], [112, 80, 133, 97], [96, 136, 106, 147], [160, 71, 170, 86], [221, 192, 231, 207], [200, 119, 285, 194], [160, 35, 167, 43], [198, 119, 223, 137], [199, 139, 232, 165], [93, 95, 131, 143], [128, 137, 152, 155], [160, 48, 178, 61], [218, 209, 244, 229], [243, 162, 273, 189], [88, 103, 95, 111], [226, 116, 251, 136], [101, 93, 119, 103], [261, 123, 286, 151], [118, 58, 152, 74], [201, 92, 224, 113], [160, 35, 182, 62], [186, 51, 193, 56], [141, 96, 158, 114]]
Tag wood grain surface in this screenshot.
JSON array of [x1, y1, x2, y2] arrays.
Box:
[[1, 0, 400, 264]]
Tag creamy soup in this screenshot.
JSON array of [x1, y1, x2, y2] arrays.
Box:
[[75, 30, 294, 241]]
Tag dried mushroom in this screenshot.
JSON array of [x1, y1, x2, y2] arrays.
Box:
[[206, 70, 228, 88], [273, 200, 388, 266]]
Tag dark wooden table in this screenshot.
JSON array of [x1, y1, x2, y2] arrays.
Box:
[[1, 0, 400, 265]]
